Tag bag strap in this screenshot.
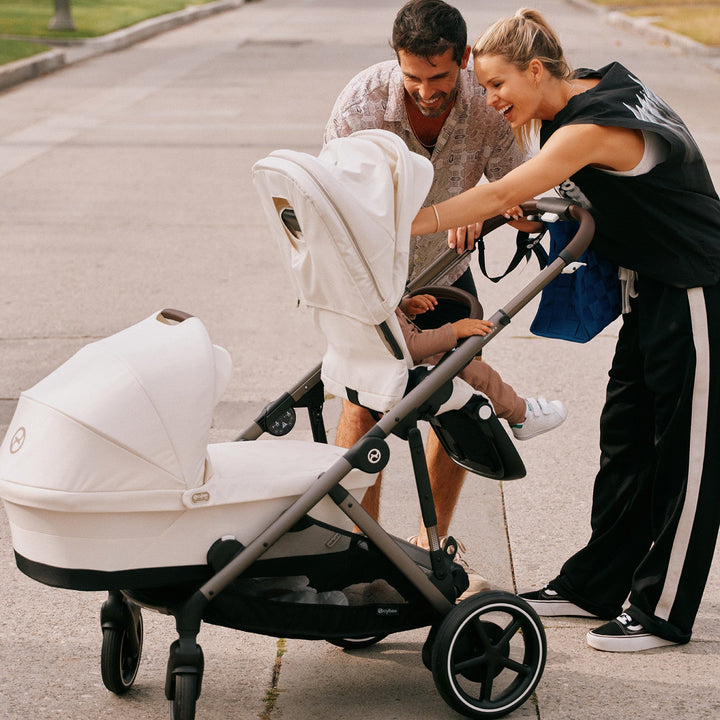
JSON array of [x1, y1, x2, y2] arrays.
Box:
[[476, 228, 548, 283]]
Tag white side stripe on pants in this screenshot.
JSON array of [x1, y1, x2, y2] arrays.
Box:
[[656, 287, 710, 620]]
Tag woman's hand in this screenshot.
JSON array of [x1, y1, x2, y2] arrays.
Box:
[[503, 205, 543, 233], [503, 205, 524, 221]]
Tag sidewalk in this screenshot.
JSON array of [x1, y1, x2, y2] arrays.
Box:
[[0, 0, 718, 719], [0, 0, 247, 92], [1, 0, 718, 94]]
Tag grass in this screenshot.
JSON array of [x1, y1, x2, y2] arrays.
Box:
[[0, 39, 53, 65], [588, 0, 720, 46], [0, 1, 217, 39]]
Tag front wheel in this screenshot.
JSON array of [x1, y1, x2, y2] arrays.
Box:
[[169, 673, 198, 720], [326, 634, 387, 650], [431, 591, 546, 718]]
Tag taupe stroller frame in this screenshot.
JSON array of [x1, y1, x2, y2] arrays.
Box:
[[0, 128, 594, 720]]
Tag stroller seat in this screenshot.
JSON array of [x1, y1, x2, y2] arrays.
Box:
[[253, 129, 525, 478], [0, 311, 376, 590]]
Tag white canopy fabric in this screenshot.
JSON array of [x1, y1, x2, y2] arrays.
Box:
[[252, 129, 434, 412], [253, 129, 433, 324], [0, 312, 231, 497]]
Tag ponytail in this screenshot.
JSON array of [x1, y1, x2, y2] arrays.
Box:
[[473, 9, 572, 150]]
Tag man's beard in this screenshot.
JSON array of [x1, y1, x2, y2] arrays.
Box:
[[411, 77, 460, 118]]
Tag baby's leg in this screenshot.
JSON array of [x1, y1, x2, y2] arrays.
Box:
[[460, 358, 526, 424]]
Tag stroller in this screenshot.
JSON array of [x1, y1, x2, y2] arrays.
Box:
[[0, 129, 594, 720]]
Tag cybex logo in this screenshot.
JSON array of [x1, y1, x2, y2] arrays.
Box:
[[10, 427, 26, 454]]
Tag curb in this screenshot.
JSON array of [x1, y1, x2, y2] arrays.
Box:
[[0, 0, 246, 93], [0, 49, 66, 91]]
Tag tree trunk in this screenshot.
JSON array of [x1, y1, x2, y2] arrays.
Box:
[[49, 0, 76, 31]]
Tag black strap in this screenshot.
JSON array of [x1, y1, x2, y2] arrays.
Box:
[[377, 320, 405, 360], [476, 228, 548, 283]]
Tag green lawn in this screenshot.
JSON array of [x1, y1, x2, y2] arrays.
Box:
[[0, 0, 217, 39], [590, 0, 720, 46], [0, 39, 52, 65]]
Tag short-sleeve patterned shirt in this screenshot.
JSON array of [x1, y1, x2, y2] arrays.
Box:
[[324, 60, 524, 284]]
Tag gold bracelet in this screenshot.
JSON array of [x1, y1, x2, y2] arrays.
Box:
[[431, 204, 440, 233]]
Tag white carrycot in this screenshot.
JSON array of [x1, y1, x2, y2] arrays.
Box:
[[0, 310, 376, 589]]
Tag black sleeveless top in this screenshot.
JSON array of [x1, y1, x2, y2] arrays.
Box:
[[540, 62, 720, 288]]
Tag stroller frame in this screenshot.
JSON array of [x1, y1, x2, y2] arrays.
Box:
[[134, 198, 592, 719], [3, 192, 594, 720]]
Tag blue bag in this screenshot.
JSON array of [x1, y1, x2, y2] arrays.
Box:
[[530, 220, 622, 343]]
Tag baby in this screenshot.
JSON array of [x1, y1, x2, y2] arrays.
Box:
[[397, 293, 567, 439]]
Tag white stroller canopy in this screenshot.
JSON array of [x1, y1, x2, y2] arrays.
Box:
[[0, 312, 231, 497], [252, 129, 433, 323], [252, 130, 433, 412]]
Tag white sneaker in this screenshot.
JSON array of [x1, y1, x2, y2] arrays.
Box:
[[407, 535, 490, 600], [511, 397, 567, 440]]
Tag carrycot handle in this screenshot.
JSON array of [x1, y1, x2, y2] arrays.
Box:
[[159, 308, 194, 324]]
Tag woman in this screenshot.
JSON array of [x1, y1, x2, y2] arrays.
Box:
[[412, 8, 720, 652]]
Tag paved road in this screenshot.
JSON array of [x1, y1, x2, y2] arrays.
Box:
[[0, 0, 718, 718]]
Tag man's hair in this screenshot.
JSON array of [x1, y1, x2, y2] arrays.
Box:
[[391, 0, 467, 65]]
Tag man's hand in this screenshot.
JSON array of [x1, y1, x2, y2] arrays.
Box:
[[447, 223, 483, 253]]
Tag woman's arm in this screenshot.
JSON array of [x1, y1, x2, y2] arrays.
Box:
[[412, 123, 644, 238]]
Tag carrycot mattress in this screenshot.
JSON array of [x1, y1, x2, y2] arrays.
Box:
[[0, 438, 376, 588]]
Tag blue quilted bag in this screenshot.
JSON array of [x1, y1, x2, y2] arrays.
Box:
[[530, 220, 622, 343]]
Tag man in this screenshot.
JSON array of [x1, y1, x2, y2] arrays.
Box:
[[324, 0, 524, 591]]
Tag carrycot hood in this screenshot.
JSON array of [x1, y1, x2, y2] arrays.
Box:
[[252, 129, 433, 324], [0, 311, 231, 497]]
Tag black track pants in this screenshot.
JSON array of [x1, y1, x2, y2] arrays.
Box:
[[551, 277, 720, 643]]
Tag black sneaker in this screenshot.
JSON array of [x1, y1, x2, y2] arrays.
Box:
[[519, 585, 597, 617], [586, 612, 680, 652]]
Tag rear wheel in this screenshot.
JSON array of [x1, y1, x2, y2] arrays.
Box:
[[101, 608, 143, 694], [431, 591, 546, 718]]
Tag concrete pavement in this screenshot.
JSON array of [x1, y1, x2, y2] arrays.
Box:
[[0, 0, 719, 718]]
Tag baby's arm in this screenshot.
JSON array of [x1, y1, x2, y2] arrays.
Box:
[[400, 293, 437, 317], [451, 318, 494, 340]]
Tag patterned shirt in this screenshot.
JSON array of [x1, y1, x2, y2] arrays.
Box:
[[325, 60, 524, 284]]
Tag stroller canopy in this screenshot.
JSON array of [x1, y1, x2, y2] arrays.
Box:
[[0, 312, 231, 499], [252, 129, 433, 324], [252, 130, 433, 411]]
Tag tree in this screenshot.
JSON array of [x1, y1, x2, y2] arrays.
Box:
[[49, 0, 76, 31]]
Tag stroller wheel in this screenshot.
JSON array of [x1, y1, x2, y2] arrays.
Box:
[[100, 609, 143, 694], [169, 673, 198, 720], [326, 634, 387, 650], [431, 591, 546, 719]]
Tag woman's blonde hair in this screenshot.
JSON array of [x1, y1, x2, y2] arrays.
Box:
[[473, 8, 572, 150]]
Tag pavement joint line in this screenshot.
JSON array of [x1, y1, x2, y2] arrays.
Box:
[[499, 481, 519, 595]]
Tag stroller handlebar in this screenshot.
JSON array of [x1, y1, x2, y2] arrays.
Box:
[[523, 198, 595, 262], [410, 198, 594, 292]]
